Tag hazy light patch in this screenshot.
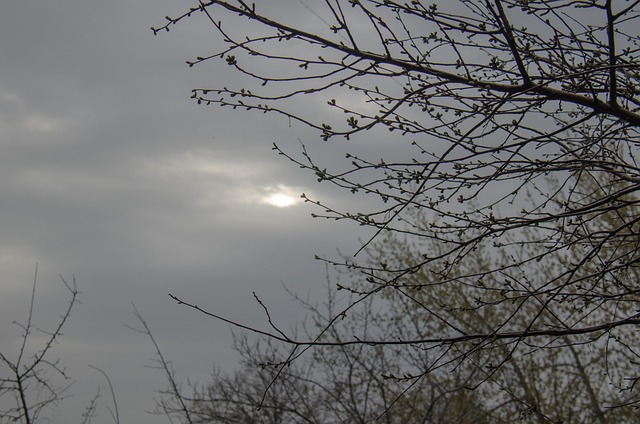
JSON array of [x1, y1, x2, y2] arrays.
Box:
[[0, 89, 73, 136], [141, 150, 266, 179], [261, 184, 301, 208], [23, 114, 68, 133], [140, 152, 305, 208]]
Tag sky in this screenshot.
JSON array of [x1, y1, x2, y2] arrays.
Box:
[[2, 1, 612, 423], [0, 1, 381, 422]]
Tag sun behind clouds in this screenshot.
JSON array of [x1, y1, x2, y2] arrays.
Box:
[[261, 185, 300, 208], [264, 193, 297, 207]]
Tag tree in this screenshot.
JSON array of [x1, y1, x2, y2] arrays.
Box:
[[160, 193, 639, 422], [363, 189, 640, 422], [153, 0, 640, 418], [0, 270, 121, 424], [0, 268, 82, 424], [159, 280, 495, 423]]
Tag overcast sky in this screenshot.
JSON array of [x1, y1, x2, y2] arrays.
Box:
[[0, 1, 384, 422]]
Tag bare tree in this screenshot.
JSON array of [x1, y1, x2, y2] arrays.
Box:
[[161, 280, 493, 424], [0, 267, 79, 424], [127, 304, 194, 424], [153, 0, 640, 418]]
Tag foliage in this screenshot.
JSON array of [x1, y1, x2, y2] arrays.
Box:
[[366, 193, 640, 422]]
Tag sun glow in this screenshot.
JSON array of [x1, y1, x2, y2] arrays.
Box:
[[262, 185, 300, 208], [264, 192, 297, 208]]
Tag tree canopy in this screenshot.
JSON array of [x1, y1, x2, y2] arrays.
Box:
[[154, 0, 640, 419]]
